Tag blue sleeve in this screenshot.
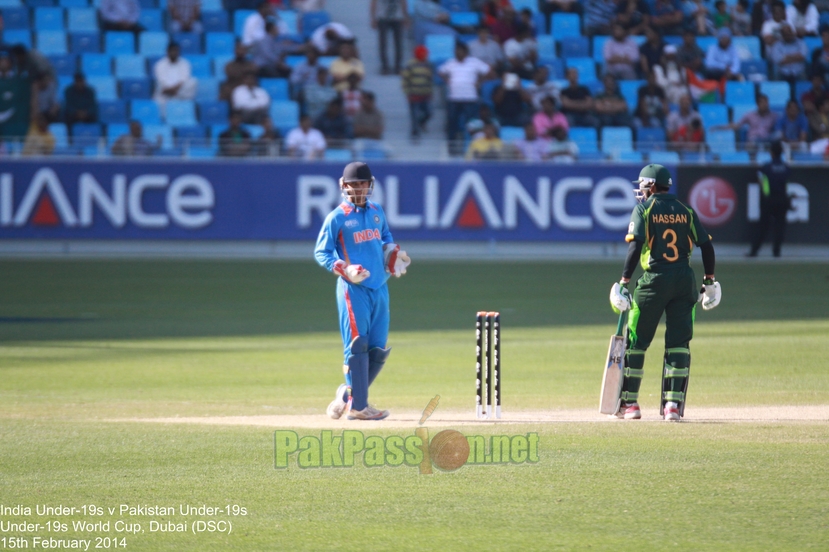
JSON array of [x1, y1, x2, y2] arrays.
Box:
[[314, 210, 342, 272], [377, 205, 394, 245]]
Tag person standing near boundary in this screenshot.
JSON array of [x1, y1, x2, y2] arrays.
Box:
[[748, 140, 791, 258], [315, 162, 412, 421], [609, 164, 722, 422]]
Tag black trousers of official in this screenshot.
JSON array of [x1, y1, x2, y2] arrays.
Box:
[[750, 199, 789, 257], [377, 19, 403, 73]]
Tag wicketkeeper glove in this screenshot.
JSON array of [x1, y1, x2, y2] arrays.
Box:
[[333, 260, 371, 284], [609, 281, 631, 313], [699, 278, 722, 311], [383, 243, 411, 277]]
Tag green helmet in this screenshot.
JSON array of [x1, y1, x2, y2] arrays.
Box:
[[633, 164, 672, 201]]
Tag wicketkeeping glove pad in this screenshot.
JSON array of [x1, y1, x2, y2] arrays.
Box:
[[333, 260, 371, 284], [700, 279, 721, 310], [609, 281, 631, 313], [383, 243, 411, 277]]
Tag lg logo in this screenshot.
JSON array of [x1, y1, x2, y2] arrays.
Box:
[[688, 177, 737, 227]]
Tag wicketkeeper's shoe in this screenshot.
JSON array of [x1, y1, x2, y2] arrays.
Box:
[[663, 401, 681, 422], [326, 384, 349, 420], [347, 404, 390, 421], [614, 402, 642, 420]]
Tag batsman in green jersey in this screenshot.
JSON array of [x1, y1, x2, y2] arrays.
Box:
[[609, 164, 722, 421]]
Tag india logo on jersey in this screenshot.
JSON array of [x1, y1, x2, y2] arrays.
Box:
[[353, 228, 381, 243]]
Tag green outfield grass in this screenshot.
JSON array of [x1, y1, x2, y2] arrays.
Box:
[[1, 260, 827, 550]]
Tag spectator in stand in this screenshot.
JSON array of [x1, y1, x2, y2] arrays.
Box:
[[64, 73, 98, 127], [314, 96, 353, 146], [560, 66, 599, 128], [711, 1, 731, 32], [774, 99, 809, 147], [761, 1, 788, 48], [786, 0, 819, 37], [654, 45, 689, 105], [518, 8, 538, 37], [712, 93, 779, 150], [370, 0, 409, 75], [250, 22, 299, 78], [677, 28, 705, 73], [468, 26, 505, 73], [637, 73, 669, 127], [811, 27, 829, 86], [752, 0, 775, 36], [615, 0, 651, 35], [98, 0, 142, 34], [0, 51, 31, 142], [353, 91, 384, 140], [650, 0, 685, 36], [481, 0, 512, 27], [488, 4, 518, 44], [112, 120, 158, 156], [492, 73, 532, 127], [633, 96, 664, 129], [595, 74, 634, 127], [303, 67, 337, 119], [584, 0, 619, 37], [168, 0, 203, 34], [503, 23, 538, 80], [438, 41, 493, 154], [465, 121, 504, 160], [514, 122, 550, 161], [412, 0, 455, 45], [401, 44, 433, 140], [539, 0, 583, 36], [243, 2, 274, 48], [311, 22, 356, 56], [667, 94, 703, 149], [222, 41, 258, 101], [533, 95, 569, 139], [11, 45, 59, 123], [808, 97, 829, 144], [704, 27, 741, 80], [769, 23, 808, 83], [251, 116, 281, 156], [22, 114, 55, 156], [801, 74, 828, 116], [604, 23, 640, 81], [681, 0, 709, 36], [232, 74, 270, 124], [730, 0, 752, 36], [547, 125, 579, 162], [290, 48, 323, 99], [329, 41, 365, 92], [525, 66, 559, 111], [639, 26, 665, 78], [342, 73, 362, 117], [466, 103, 501, 141], [285, 113, 326, 159], [153, 43, 197, 118], [218, 112, 253, 157]]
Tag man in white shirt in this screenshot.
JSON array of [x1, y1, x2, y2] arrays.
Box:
[[285, 114, 327, 159], [704, 27, 741, 80], [99, 0, 142, 33], [761, 1, 788, 47], [242, 1, 290, 47], [438, 41, 493, 154], [152, 42, 198, 118], [468, 26, 504, 72], [603, 24, 640, 81], [232, 74, 271, 124], [311, 22, 355, 56], [503, 23, 537, 79]]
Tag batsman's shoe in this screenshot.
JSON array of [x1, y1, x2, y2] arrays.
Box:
[[347, 404, 390, 421], [664, 401, 681, 422], [326, 384, 349, 420], [614, 402, 642, 420]]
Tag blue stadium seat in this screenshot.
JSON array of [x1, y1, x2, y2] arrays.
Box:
[[35, 7, 65, 30], [243, 124, 265, 139], [59, 0, 88, 6], [324, 148, 353, 161], [636, 127, 666, 151], [198, 100, 228, 124], [718, 151, 750, 163], [536, 34, 555, 65], [619, 80, 644, 113], [560, 36, 589, 58], [195, 78, 219, 102], [138, 0, 157, 9], [188, 55, 212, 77], [449, 11, 479, 27], [544, 59, 564, 79], [71, 122, 102, 147], [87, 76, 117, 101], [706, 129, 736, 153], [138, 9, 163, 31], [277, 9, 298, 34], [3, 30, 32, 48], [480, 79, 499, 107], [201, 10, 229, 33], [206, 32, 235, 56], [98, 100, 127, 124], [81, 53, 112, 76], [759, 81, 790, 109], [732, 36, 761, 60], [70, 32, 99, 53], [648, 151, 680, 164], [698, 103, 729, 128], [731, 103, 755, 123], [803, 36, 821, 55], [173, 32, 202, 54], [187, 146, 217, 158], [510, 0, 537, 12], [592, 35, 609, 63], [260, 78, 289, 100], [166, 100, 197, 126], [57, 75, 73, 95], [234, 10, 255, 36], [120, 78, 151, 100], [48, 54, 77, 75], [269, 100, 300, 134], [301, 11, 330, 39], [441, 0, 470, 11], [618, 151, 643, 163], [212, 55, 233, 76], [425, 34, 455, 65], [201, 0, 222, 9], [67, 7, 96, 32], [740, 58, 767, 80], [696, 36, 717, 53], [37, 31, 67, 54], [49, 123, 69, 148], [565, 57, 596, 83], [106, 123, 129, 147], [569, 127, 598, 154], [175, 124, 208, 144], [499, 126, 524, 142], [105, 32, 135, 55], [724, 81, 756, 106], [115, 55, 146, 78], [552, 13, 580, 38], [143, 124, 174, 150], [139, 32, 169, 56], [130, 100, 162, 124], [794, 80, 813, 106], [1, 7, 29, 29], [601, 126, 633, 154]]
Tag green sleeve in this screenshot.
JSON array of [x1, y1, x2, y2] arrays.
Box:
[[626, 204, 647, 243], [689, 208, 710, 246]]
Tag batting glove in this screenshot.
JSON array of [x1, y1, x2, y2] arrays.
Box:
[[610, 281, 631, 313], [700, 278, 721, 311], [333, 260, 371, 284], [383, 243, 411, 277]]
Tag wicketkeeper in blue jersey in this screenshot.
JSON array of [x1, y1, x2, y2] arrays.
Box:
[[314, 162, 411, 420]]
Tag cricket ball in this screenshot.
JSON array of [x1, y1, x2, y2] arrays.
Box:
[[428, 429, 469, 471]]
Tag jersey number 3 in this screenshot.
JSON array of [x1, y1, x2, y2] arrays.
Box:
[[662, 229, 679, 262]]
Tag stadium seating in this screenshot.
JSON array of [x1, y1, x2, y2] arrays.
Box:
[[48, 53, 77, 75], [4, 30, 32, 48], [198, 101, 229, 125], [551, 13, 580, 38], [174, 33, 202, 55], [725, 81, 756, 106], [706, 129, 736, 153], [601, 126, 633, 154], [699, 104, 729, 129], [70, 32, 100, 54], [619, 80, 644, 113], [34, 7, 64, 31], [500, 126, 524, 142], [115, 55, 147, 79], [138, 9, 163, 32], [1, 7, 29, 29], [206, 32, 235, 56], [269, 100, 300, 134], [260, 78, 289, 101], [195, 79, 220, 102], [536, 35, 555, 65], [130, 100, 162, 125], [565, 57, 597, 83], [105, 32, 135, 55], [731, 103, 755, 123], [302, 11, 331, 40], [570, 127, 598, 154], [67, 7, 96, 32], [99, 100, 128, 124], [718, 151, 751, 163], [560, 36, 589, 58], [120, 78, 152, 100], [82, 54, 111, 77], [636, 127, 666, 152], [425, 34, 455, 65], [139, 32, 169, 56], [188, 55, 212, 78], [88, 76, 117, 100], [166, 100, 197, 126], [324, 149, 353, 161], [759, 81, 790, 109], [648, 151, 680, 164]]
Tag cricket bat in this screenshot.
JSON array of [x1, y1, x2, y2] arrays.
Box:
[[599, 311, 627, 415]]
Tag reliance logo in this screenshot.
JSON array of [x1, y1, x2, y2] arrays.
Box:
[[0, 168, 214, 229]]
